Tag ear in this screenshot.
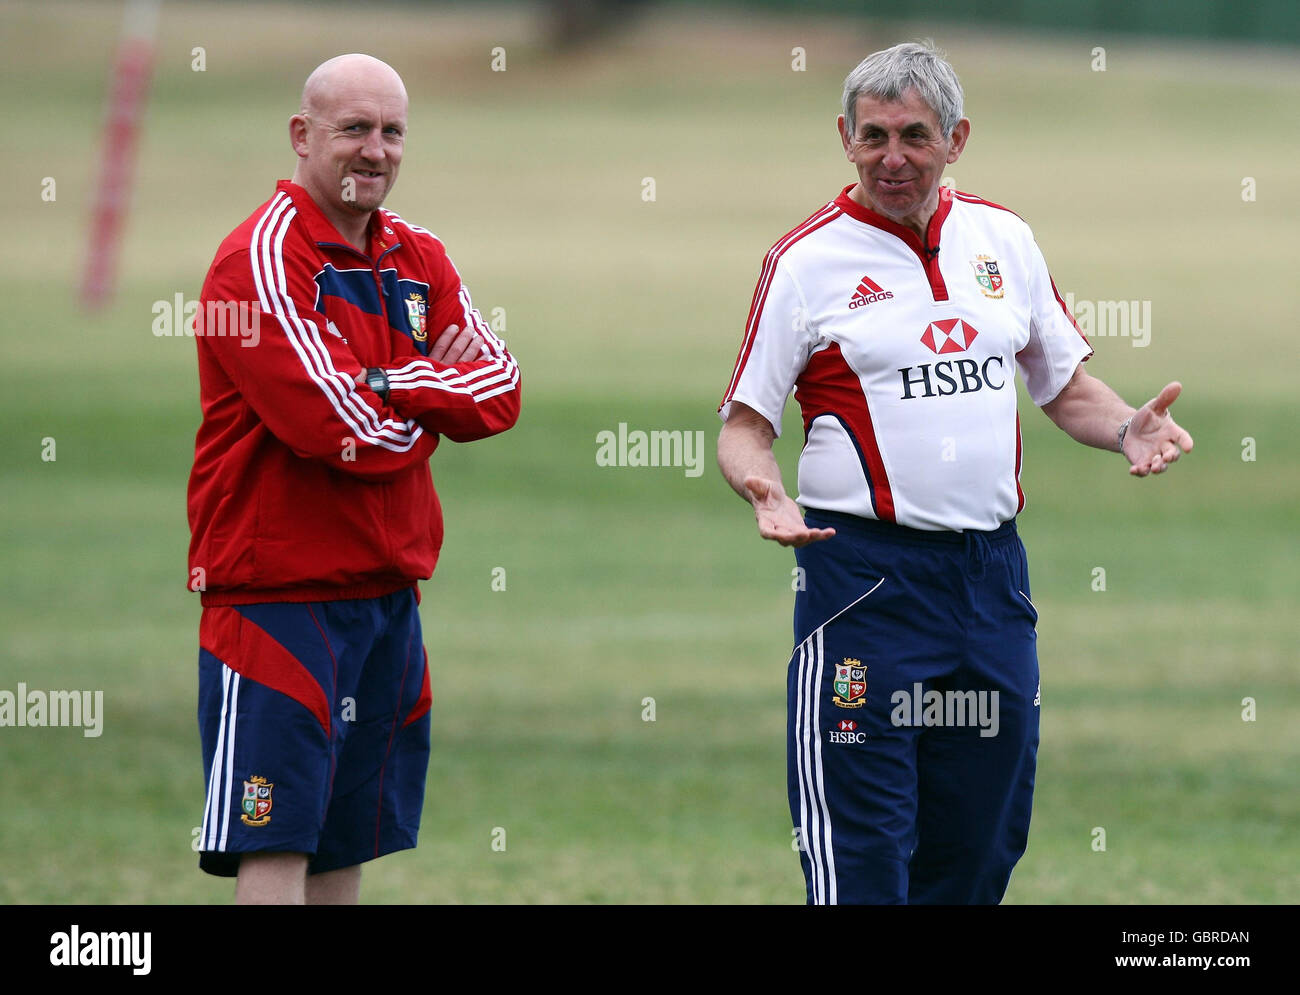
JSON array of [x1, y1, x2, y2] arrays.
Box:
[[946, 118, 971, 164], [288, 113, 311, 158], [837, 114, 852, 158]]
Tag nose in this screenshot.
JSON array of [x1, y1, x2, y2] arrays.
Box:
[[360, 127, 385, 162], [881, 136, 906, 171]]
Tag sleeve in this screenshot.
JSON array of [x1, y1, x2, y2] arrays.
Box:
[[381, 257, 521, 444], [718, 255, 813, 438], [197, 246, 438, 481], [1016, 236, 1094, 406]]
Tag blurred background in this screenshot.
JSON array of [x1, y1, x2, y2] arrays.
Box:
[[1, 0, 1296, 903]]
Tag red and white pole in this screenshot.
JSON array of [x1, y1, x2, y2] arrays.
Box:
[[81, 0, 160, 310]]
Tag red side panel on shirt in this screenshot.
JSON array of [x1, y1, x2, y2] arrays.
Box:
[[796, 343, 896, 523]]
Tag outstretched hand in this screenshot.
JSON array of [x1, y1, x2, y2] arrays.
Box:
[[744, 476, 836, 547], [1123, 381, 1194, 477]]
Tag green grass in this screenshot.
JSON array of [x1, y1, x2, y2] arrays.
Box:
[[0, 1, 1296, 903]]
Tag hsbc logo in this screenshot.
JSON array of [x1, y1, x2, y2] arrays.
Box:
[[828, 719, 868, 744], [829, 730, 868, 744], [921, 318, 977, 354], [900, 319, 1005, 400]]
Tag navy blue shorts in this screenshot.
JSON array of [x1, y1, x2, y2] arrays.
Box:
[[196, 589, 432, 876], [788, 510, 1041, 905]]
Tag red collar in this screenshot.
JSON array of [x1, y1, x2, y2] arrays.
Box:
[[834, 183, 954, 300], [274, 180, 391, 258], [833, 182, 953, 257]]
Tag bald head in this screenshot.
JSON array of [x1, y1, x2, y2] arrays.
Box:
[[300, 53, 407, 117], [289, 54, 410, 248]]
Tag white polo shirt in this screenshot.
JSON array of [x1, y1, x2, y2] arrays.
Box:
[[720, 184, 1092, 532]]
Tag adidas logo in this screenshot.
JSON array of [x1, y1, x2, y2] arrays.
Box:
[[848, 275, 894, 309]]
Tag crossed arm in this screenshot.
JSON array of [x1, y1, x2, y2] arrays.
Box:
[[717, 364, 1194, 547], [355, 321, 486, 376], [201, 246, 519, 479]]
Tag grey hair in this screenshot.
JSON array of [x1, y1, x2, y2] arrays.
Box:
[[842, 41, 964, 139]]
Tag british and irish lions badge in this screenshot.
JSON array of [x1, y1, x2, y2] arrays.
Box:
[[833, 659, 868, 709], [240, 775, 273, 827], [405, 292, 428, 342], [971, 254, 1004, 299]]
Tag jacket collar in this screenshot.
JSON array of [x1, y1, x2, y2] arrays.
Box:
[[275, 179, 398, 260]]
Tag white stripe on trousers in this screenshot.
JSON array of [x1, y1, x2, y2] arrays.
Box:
[[794, 627, 838, 904], [791, 576, 885, 904]]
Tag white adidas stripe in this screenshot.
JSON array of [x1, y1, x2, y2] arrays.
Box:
[[387, 368, 518, 398], [200, 664, 229, 850], [265, 204, 417, 445], [247, 194, 423, 451], [387, 361, 515, 391], [794, 639, 818, 901], [724, 202, 841, 403], [201, 665, 240, 853], [811, 627, 837, 904], [796, 631, 836, 904], [792, 578, 886, 903], [382, 281, 519, 405], [793, 641, 810, 894], [381, 208, 437, 239], [252, 197, 401, 444], [218, 670, 240, 852], [335, 213, 520, 406]]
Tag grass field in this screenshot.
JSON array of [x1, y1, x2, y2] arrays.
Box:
[[1, 1, 1296, 903]]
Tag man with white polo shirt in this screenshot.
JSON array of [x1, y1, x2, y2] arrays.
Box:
[[716, 41, 1192, 905]]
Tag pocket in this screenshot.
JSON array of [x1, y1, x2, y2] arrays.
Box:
[[793, 533, 889, 645], [1016, 588, 1039, 624], [845, 537, 889, 586]]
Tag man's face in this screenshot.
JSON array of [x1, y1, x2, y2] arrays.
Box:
[[838, 89, 969, 230], [291, 86, 407, 218]]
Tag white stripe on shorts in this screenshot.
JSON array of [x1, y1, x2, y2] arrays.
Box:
[[201, 665, 240, 852], [218, 670, 241, 851]]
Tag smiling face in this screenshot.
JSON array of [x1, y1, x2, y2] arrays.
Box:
[[838, 88, 969, 236], [289, 56, 408, 241]]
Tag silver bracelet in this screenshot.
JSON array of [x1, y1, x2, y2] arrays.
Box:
[[1117, 416, 1133, 452]]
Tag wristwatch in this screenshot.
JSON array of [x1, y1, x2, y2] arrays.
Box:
[[364, 367, 390, 403]]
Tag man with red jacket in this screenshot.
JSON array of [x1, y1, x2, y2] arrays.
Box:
[[187, 54, 521, 903]]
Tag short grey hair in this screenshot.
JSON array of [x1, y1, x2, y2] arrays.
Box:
[[842, 41, 964, 139]]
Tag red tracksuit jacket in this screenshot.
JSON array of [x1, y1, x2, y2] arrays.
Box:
[[187, 180, 521, 605]]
